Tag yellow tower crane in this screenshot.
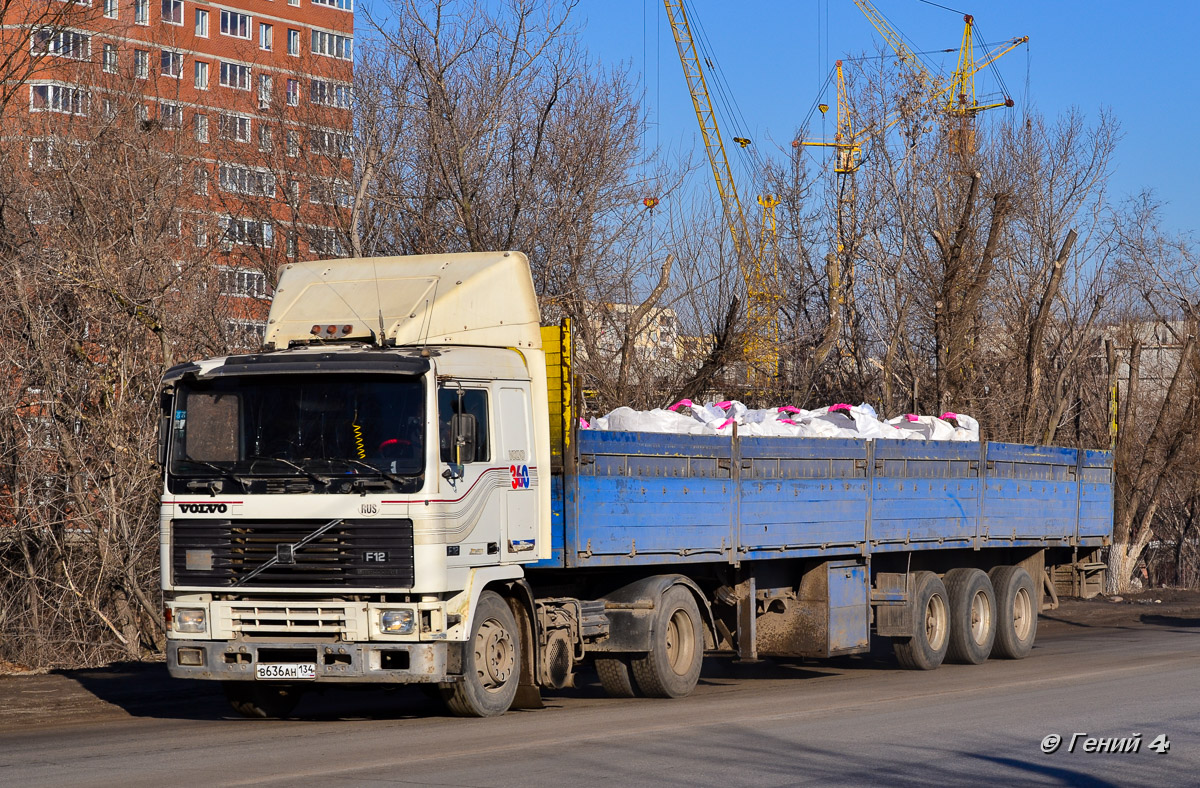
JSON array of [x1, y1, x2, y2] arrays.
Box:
[[853, 1, 1027, 157], [663, 0, 780, 382]]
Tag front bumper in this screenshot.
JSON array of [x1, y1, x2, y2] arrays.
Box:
[[167, 639, 452, 684]]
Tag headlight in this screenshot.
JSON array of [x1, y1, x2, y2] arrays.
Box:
[[175, 608, 207, 634], [380, 609, 415, 634]]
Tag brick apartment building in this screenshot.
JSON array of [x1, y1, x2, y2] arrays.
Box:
[[3, 0, 356, 343]]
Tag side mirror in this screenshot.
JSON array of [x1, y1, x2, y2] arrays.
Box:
[[451, 412, 477, 466]]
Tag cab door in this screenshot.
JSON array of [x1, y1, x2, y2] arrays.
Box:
[[437, 384, 502, 564], [498, 383, 538, 558]]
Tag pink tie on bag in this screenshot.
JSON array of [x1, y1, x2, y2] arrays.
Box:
[[778, 405, 802, 414], [579, 418, 590, 429], [667, 399, 693, 412], [905, 414, 919, 422]]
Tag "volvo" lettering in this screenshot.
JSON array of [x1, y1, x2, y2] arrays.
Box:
[[178, 503, 228, 514]]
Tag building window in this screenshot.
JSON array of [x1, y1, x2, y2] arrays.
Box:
[[161, 50, 183, 78], [135, 103, 149, 122], [257, 74, 272, 109], [218, 267, 268, 298], [308, 227, 346, 257], [220, 216, 273, 248], [311, 30, 352, 60], [259, 22, 272, 51], [194, 60, 208, 90], [194, 113, 209, 143], [194, 166, 209, 194], [135, 0, 149, 25], [102, 43, 118, 73], [104, 0, 117, 19], [30, 83, 89, 115], [161, 0, 183, 25], [310, 79, 352, 109], [309, 178, 352, 207], [160, 102, 182, 129], [227, 320, 267, 348], [134, 49, 149, 79], [286, 78, 299, 106], [308, 128, 351, 156], [101, 98, 115, 121], [312, 0, 353, 10], [220, 10, 251, 39], [287, 179, 299, 203], [195, 8, 208, 37], [32, 29, 91, 60], [288, 0, 299, 6], [287, 28, 299, 56], [258, 126, 272, 153], [286, 231, 298, 257], [29, 139, 55, 170], [217, 113, 252, 143], [219, 62, 251, 90], [194, 219, 208, 248], [286, 130, 299, 157], [218, 163, 276, 198]]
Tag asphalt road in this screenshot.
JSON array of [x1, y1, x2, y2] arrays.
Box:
[[1, 615, 1197, 787]]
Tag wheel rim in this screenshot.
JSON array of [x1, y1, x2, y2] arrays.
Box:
[[925, 592, 948, 651], [969, 589, 992, 646], [1012, 586, 1033, 641], [475, 617, 515, 691], [665, 608, 696, 676]]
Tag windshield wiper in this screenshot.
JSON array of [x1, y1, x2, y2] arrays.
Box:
[[179, 458, 250, 488], [247, 455, 332, 486], [329, 457, 410, 485]]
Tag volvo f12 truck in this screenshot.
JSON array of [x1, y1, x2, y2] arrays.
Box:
[[159, 252, 1114, 717]]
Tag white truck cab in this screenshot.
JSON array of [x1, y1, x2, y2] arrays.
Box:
[[160, 252, 553, 716]]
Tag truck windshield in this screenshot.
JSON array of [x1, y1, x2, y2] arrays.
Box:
[[169, 374, 425, 489]]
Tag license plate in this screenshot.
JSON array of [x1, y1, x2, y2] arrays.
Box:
[[255, 662, 317, 680]]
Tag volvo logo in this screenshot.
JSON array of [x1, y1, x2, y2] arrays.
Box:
[[179, 503, 228, 514]]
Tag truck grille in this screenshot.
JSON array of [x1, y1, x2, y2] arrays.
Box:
[[171, 518, 415, 588]]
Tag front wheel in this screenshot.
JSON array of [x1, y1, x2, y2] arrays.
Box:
[[893, 571, 950, 670], [443, 591, 521, 717], [222, 681, 303, 719], [630, 586, 704, 698]]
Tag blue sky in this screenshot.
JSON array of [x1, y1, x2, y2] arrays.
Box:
[[575, 1, 1199, 238]]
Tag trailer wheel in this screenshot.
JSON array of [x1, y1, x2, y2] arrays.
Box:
[[892, 571, 950, 670], [944, 568, 996, 664], [631, 585, 704, 698], [595, 656, 641, 698], [222, 682, 303, 719], [989, 565, 1038, 659], [444, 591, 521, 717]]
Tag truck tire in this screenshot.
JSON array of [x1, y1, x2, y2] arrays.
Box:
[[892, 571, 950, 670], [989, 565, 1038, 659], [444, 590, 521, 717], [222, 682, 303, 719], [630, 585, 704, 698], [944, 568, 996, 664], [595, 656, 640, 698]]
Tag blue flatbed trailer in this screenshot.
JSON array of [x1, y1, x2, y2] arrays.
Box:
[[528, 429, 1112, 667]]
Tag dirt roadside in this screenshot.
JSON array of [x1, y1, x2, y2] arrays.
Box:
[[1, 589, 1196, 732]]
